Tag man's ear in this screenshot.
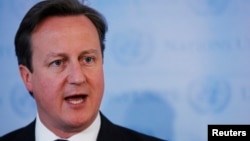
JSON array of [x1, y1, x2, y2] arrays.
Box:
[[19, 65, 33, 93]]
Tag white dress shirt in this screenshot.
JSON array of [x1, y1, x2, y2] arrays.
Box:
[[35, 113, 101, 141]]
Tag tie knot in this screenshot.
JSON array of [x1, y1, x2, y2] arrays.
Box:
[[54, 139, 68, 141]]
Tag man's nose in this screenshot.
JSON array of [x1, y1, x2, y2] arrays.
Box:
[[67, 62, 86, 85]]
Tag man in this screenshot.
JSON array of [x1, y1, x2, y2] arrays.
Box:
[[0, 0, 165, 141]]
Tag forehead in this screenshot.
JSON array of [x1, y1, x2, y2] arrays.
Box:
[[30, 15, 101, 55], [31, 15, 100, 48], [32, 15, 97, 35]]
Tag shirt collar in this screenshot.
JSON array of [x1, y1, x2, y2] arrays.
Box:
[[35, 112, 101, 141]]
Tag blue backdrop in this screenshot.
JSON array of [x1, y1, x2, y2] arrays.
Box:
[[1, 0, 250, 141]]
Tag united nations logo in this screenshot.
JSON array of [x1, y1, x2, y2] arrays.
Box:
[[187, 77, 230, 114], [102, 90, 175, 140], [10, 83, 36, 119], [187, 0, 230, 16], [111, 30, 154, 66]]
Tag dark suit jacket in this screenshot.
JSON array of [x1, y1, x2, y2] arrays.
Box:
[[0, 112, 165, 141]]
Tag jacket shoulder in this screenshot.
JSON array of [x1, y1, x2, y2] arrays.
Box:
[[115, 124, 165, 141], [0, 120, 35, 141], [98, 112, 166, 141]]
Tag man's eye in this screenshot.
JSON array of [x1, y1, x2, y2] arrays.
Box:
[[84, 57, 94, 63], [51, 60, 63, 66]]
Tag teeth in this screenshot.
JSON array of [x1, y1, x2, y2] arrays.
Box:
[[68, 98, 83, 104]]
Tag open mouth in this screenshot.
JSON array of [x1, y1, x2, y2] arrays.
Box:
[[65, 95, 87, 105]]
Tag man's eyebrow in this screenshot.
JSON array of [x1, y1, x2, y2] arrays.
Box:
[[80, 49, 99, 55], [45, 49, 99, 58], [45, 52, 67, 58]]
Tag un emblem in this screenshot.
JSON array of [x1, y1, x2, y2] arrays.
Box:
[[111, 30, 154, 66], [187, 77, 231, 114]]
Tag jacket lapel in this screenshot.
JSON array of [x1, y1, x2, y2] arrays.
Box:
[[97, 112, 120, 141]]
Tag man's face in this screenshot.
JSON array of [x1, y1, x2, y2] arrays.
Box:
[[20, 15, 104, 136]]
